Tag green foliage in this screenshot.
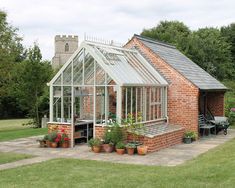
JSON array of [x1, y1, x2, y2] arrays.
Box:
[[141, 21, 234, 80], [125, 143, 136, 148], [48, 131, 58, 142], [9, 43, 53, 127], [103, 123, 123, 145], [123, 113, 144, 142], [92, 138, 102, 147], [184, 131, 197, 140], [88, 138, 95, 147], [116, 142, 125, 149]]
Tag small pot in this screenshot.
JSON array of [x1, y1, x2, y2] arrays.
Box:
[[50, 142, 58, 148], [183, 137, 192, 144], [137, 145, 148, 155], [116, 148, 125, 155], [126, 147, 135, 155], [93, 146, 101, 153], [102, 144, 114, 153], [62, 141, 69, 148], [39, 140, 46, 148]]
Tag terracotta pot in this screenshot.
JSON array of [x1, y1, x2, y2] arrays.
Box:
[[46, 140, 50, 147], [62, 142, 69, 148], [102, 144, 114, 153], [93, 146, 101, 153], [127, 147, 135, 155], [116, 148, 125, 155], [50, 142, 58, 148], [137, 145, 148, 155]]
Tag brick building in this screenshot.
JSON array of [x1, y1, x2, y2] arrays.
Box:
[[48, 35, 227, 151]]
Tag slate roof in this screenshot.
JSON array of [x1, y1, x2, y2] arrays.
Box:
[[133, 34, 227, 90]]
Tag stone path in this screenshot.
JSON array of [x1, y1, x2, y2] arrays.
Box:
[[0, 129, 235, 170]]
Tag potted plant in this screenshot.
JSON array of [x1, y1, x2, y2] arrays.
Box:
[[61, 133, 70, 148], [102, 128, 114, 153], [124, 113, 144, 149], [137, 145, 148, 155], [37, 137, 46, 148], [92, 138, 102, 153], [48, 131, 58, 148], [126, 143, 136, 155], [88, 138, 95, 151], [183, 131, 197, 144], [115, 142, 125, 155], [43, 134, 50, 147]]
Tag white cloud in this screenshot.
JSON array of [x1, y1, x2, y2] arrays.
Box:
[[1, 0, 235, 60]]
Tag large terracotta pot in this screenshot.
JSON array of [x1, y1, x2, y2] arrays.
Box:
[[127, 148, 135, 155], [102, 144, 114, 153], [93, 146, 101, 153], [50, 142, 58, 148], [62, 141, 69, 148], [116, 148, 125, 155], [137, 145, 148, 155]]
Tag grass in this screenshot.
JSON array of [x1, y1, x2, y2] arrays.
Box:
[[0, 119, 47, 142], [1, 138, 235, 188], [0, 152, 33, 165]]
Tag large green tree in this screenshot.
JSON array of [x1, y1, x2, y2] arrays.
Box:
[[142, 21, 191, 54], [141, 21, 234, 80], [10, 44, 53, 127], [0, 10, 26, 118]]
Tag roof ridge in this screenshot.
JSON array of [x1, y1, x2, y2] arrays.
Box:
[[134, 34, 176, 49]]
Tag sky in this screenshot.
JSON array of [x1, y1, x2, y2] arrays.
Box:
[[1, 0, 235, 60]]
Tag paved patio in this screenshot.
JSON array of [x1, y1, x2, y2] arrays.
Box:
[[0, 129, 235, 170]]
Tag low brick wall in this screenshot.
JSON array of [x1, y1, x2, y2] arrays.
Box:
[[95, 124, 185, 153], [47, 122, 72, 146]]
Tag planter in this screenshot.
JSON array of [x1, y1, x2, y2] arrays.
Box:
[[126, 147, 135, 155], [46, 140, 50, 147], [137, 145, 148, 155], [129, 141, 142, 153], [102, 144, 114, 153], [116, 148, 125, 155], [38, 140, 46, 148], [183, 137, 192, 144], [61, 141, 69, 148], [50, 142, 58, 148], [93, 146, 101, 153]]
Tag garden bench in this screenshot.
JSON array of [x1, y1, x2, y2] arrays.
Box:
[[198, 114, 215, 137]]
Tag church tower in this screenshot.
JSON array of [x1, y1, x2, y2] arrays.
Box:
[[52, 35, 78, 69]]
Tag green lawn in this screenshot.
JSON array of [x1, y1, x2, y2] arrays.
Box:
[[1, 138, 235, 188], [0, 152, 33, 165], [0, 119, 47, 142]]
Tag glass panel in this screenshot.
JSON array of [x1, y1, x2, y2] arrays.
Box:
[[96, 65, 105, 85], [53, 86, 61, 122], [63, 63, 72, 85], [84, 56, 94, 85], [95, 86, 105, 124], [73, 52, 83, 85], [108, 86, 117, 122], [54, 75, 61, 85], [63, 86, 71, 122]]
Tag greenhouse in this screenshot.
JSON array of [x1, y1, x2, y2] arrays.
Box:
[[48, 40, 168, 147]]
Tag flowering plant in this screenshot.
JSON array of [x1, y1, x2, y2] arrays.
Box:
[[61, 132, 70, 143]]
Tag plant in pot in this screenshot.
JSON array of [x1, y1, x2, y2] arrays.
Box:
[[37, 137, 46, 148], [92, 138, 102, 153], [61, 133, 70, 148], [137, 145, 148, 155], [116, 142, 125, 155], [126, 143, 136, 155], [48, 131, 58, 148], [183, 131, 197, 144], [123, 113, 144, 151], [102, 128, 114, 153], [43, 134, 50, 147], [88, 138, 95, 151]]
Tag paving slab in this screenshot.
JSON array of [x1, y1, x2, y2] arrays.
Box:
[[0, 129, 235, 169]]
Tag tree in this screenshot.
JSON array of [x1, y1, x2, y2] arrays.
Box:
[[10, 43, 53, 127], [141, 21, 234, 80], [187, 28, 233, 80], [141, 20, 191, 53]]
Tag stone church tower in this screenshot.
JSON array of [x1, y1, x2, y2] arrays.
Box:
[[51, 35, 78, 69]]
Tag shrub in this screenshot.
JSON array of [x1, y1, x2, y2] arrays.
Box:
[[116, 142, 125, 149]]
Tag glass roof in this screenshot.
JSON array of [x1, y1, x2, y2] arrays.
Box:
[[49, 41, 168, 87]]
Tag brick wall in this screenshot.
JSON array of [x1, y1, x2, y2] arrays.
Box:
[[126, 38, 199, 133], [207, 92, 225, 116]]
